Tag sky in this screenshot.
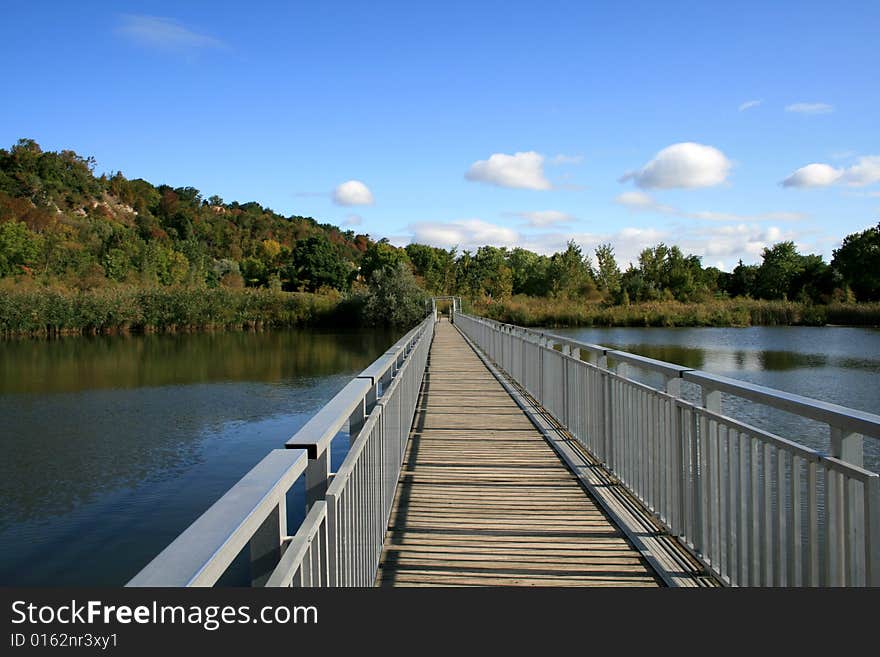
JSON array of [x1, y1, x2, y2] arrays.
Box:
[[2, 0, 878, 270]]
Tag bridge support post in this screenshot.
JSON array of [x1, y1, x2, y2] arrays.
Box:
[[830, 427, 863, 468], [249, 499, 286, 587], [350, 397, 368, 444], [665, 376, 684, 534], [305, 450, 330, 510]]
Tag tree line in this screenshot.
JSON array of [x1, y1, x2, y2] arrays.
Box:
[[1, 138, 879, 332], [403, 229, 880, 305]]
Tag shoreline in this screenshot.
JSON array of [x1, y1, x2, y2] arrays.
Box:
[[470, 297, 880, 330]]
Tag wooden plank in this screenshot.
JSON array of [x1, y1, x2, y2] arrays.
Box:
[[376, 319, 662, 588]]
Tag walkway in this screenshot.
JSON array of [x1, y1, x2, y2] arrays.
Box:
[[376, 319, 661, 587]]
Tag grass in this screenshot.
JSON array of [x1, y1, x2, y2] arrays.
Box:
[[0, 283, 356, 337], [470, 295, 880, 328]]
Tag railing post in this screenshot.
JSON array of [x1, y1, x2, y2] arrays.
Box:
[[350, 396, 367, 444], [538, 337, 545, 402], [326, 493, 339, 587], [305, 449, 330, 510], [250, 499, 285, 587], [702, 388, 721, 413], [830, 427, 864, 468], [665, 375, 683, 535], [600, 353, 612, 469], [867, 475, 880, 587], [695, 387, 720, 560]]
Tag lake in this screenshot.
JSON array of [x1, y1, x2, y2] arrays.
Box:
[[1, 324, 878, 586], [549, 326, 880, 474], [0, 328, 399, 586]]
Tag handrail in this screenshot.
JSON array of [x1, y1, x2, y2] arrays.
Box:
[[681, 370, 880, 439], [127, 449, 308, 587], [454, 312, 880, 450], [286, 378, 373, 458], [454, 309, 880, 586], [128, 311, 436, 587]]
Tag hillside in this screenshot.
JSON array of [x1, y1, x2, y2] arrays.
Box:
[[0, 138, 370, 290]]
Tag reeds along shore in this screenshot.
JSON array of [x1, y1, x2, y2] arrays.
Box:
[[472, 295, 880, 328], [2, 287, 879, 338], [0, 286, 357, 338]]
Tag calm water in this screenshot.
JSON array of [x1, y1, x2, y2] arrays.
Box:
[[3, 325, 879, 586], [0, 328, 399, 586], [550, 326, 880, 473]]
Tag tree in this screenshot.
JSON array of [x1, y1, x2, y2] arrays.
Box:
[[473, 246, 512, 301], [362, 262, 428, 327], [0, 220, 42, 277], [360, 239, 409, 280], [548, 240, 597, 299], [594, 243, 621, 300], [728, 260, 758, 298], [288, 236, 351, 292], [832, 222, 880, 301], [405, 243, 454, 294], [754, 241, 826, 301], [507, 247, 550, 297]]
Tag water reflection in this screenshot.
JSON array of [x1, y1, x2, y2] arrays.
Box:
[[606, 343, 707, 370], [0, 327, 398, 585], [0, 329, 397, 394], [758, 350, 827, 371]]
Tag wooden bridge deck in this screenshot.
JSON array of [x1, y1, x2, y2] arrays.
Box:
[[376, 319, 662, 587]]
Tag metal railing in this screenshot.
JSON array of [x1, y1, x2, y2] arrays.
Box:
[[128, 314, 434, 587], [454, 311, 880, 587]]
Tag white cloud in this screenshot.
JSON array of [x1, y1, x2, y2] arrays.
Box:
[[332, 180, 374, 206], [548, 154, 584, 165], [739, 100, 762, 111], [689, 210, 807, 223], [116, 15, 224, 50], [616, 191, 807, 223], [841, 156, 880, 187], [408, 219, 520, 251], [781, 163, 843, 188], [782, 156, 880, 188], [342, 214, 363, 226], [620, 142, 732, 189], [615, 191, 675, 213], [785, 102, 834, 115], [682, 224, 793, 262], [465, 151, 552, 190], [509, 210, 574, 227]]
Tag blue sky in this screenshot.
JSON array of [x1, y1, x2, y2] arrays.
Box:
[[2, 0, 878, 269]]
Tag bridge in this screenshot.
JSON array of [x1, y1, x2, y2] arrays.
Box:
[[128, 300, 880, 587]]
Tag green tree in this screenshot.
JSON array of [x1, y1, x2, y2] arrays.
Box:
[[362, 261, 428, 327], [360, 239, 409, 280], [728, 260, 758, 297], [832, 222, 880, 301], [0, 220, 42, 276], [548, 240, 596, 299], [472, 246, 513, 300], [755, 241, 812, 300], [406, 243, 454, 294], [507, 247, 550, 297], [594, 243, 621, 300], [288, 235, 350, 292]]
